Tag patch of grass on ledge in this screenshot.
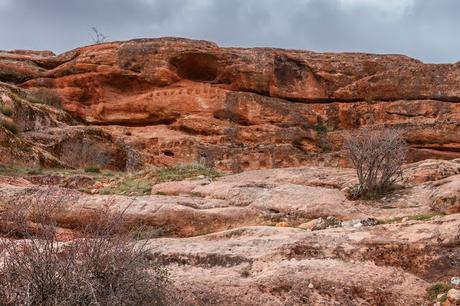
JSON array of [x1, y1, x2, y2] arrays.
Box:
[[427, 282, 452, 300], [0, 165, 115, 177], [410, 212, 444, 221], [130, 225, 168, 240], [0, 163, 223, 197], [98, 176, 152, 196], [378, 212, 445, 225], [84, 166, 101, 173], [92, 164, 222, 196], [151, 163, 222, 183], [0, 165, 43, 176]]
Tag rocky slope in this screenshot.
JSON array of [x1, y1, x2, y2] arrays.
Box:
[[0, 159, 459, 304], [0, 37, 459, 171]]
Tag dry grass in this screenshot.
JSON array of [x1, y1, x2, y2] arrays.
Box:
[[25, 88, 62, 108], [96, 163, 222, 196], [0, 120, 18, 134], [0, 106, 13, 117], [152, 163, 222, 183], [0, 194, 183, 305], [0, 164, 222, 197], [427, 282, 452, 301], [377, 212, 444, 225]]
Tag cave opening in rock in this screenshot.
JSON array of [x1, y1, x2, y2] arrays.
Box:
[[171, 53, 220, 82], [163, 150, 175, 157]]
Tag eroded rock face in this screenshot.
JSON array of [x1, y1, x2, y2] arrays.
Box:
[[2, 38, 460, 304], [0, 83, 144, 170], [0, 37, 458, 171], [430, 174, 460, 214], [148, 225, 441, 305]]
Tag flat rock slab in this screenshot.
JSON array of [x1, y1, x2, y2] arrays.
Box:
[[147, 218, 460, 305]]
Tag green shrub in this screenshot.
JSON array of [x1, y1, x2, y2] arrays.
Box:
[[26, 168, 43, 175], [154, 163, 222, 183], [427, 282, 452, 300], [26, 88, 62, 108], [314, 121, 328, 134], [1, 120, 19, 134], [314, 121, 331, 152], [0, 106, 13, 117], [84, 166, 101, 173]]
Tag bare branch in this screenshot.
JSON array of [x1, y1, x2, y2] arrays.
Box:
[[91, 27, 108, 44], [344, 127, 408, 199], [0, 195, 182, 305]]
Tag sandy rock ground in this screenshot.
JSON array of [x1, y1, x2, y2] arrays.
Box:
[[0, 159, 459, 305]]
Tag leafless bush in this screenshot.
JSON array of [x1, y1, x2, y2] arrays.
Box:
[[344, 127, 408, 199], [0, 190, 63, 238], [26, 88, 62, 108], [0, 119, 18, 135], [0, 196, 180, 305], [91, 27, 108, 44]]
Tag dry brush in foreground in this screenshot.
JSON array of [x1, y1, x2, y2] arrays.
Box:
[[0, 195, 183, 306]]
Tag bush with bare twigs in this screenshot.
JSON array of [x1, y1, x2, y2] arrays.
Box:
[[0, 195, 182, 305], [91, 27, 108, 44], [25, 88, 62, 108], [344, 127, 408, 199]]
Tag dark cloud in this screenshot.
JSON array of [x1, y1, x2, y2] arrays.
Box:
[[0, 0, 458, 63]]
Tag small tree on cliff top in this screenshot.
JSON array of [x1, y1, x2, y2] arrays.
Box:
[[91, 27, 108, 44], [344, 127, 408, 199]]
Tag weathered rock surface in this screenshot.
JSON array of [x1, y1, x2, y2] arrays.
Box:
[[148, 219, 460, 305], [1, 159, 460, 304], [448, 289, 460, 305], [0, 83, 143, 170], [430, 174, 460, 214], [0, 38, 458, 171], [1, 38, 460, 304], [0, 160, 452, 236]]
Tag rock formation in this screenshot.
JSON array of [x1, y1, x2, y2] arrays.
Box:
[[0, 159, 459, 304], [1, 38, 460, 305], [0, 37, 459, 171]]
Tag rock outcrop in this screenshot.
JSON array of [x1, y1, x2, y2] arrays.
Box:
[[0, 82, 144, 170], [1, 38, 460, 304], [1, 159, 460, 304], [0, 38, 459, 171]]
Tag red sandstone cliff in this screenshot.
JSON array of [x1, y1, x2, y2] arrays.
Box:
[[2, 38, 460, 305], [0, 37, 459, 171]]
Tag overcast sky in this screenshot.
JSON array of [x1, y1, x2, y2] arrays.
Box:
[[0, 0, 459, 63]]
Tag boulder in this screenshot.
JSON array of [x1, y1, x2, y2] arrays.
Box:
[[448, 289, 460, 305], [430, 174, 460, 214]]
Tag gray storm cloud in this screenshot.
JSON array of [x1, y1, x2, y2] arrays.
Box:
[[0, 0, 458, 63]]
